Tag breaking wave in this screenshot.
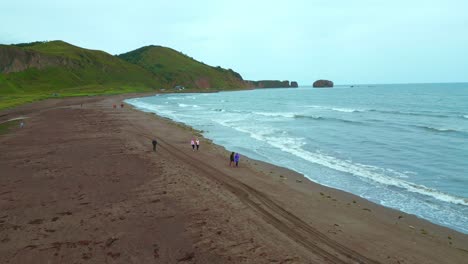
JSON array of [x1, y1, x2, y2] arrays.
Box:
[[224, 125, 468, 207], [416, 125, 466, 135]]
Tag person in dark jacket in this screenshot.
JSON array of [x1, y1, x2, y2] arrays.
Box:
[[229, 152, 235, 167], [152, 139, 158, 151]]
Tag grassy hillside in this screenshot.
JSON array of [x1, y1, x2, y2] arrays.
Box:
[[118, 46, 247, 90], [0, 41, 250, 110], [0, 41, 161, 109]]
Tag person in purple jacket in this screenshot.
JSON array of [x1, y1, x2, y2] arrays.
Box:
[[234, 153, 240, 167]]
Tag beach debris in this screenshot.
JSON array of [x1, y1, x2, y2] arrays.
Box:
[[362, 208, 372, 212], [105, 237, 119, 247], [398, 215, 403, 219], [82, 252, 92, 260], [409, 225, 415, 229], [177, 252, 195, 262], [58, 211, 72, 216], [448, 236, 452, 240], [107, 252, 121, 259], [296, 179, 302, 183], [420, 229, 428, 235], [320, 192, 324, 196], [28, 219, 44, 225], [153, 244, 160, 258]]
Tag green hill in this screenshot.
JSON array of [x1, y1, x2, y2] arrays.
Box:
[[118, 45, 247, 90], [0, 41, 248, 110], [0, 41, 160, 109]]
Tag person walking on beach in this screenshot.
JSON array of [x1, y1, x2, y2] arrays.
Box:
[[229, 152, 235, 167], [19, 121, 24, 128], [195, 138, 200, 151], [234, 153, 240, 167], [191, 138, 195, 151], [152, 138, 158, 152]]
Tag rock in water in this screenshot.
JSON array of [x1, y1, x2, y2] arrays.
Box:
[[313, 80, 334, 88], [291, 81, 299, 87]]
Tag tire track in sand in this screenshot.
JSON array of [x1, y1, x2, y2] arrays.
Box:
[[154, 139, 380, 264]]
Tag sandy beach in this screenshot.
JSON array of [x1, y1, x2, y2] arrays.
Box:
[[1, 94, 467, 264]]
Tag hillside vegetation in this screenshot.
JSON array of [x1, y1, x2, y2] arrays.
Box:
[[118, 46, 247, 89], [0, 41, 248, 110]]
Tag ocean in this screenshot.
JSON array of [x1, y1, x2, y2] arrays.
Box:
[[126, 83, 468, 234]]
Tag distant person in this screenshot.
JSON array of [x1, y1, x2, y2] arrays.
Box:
[[195, 138, 200, 151], [113, 104, 116, 109], [152, 139, 158, 152], [234, 153, 240, 167], [191, 138, 195, 151], [19, 121, 24, 128], [229, 152, 235, 167], [121, 103, 124, 108]]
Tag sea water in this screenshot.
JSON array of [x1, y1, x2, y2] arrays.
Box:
[[126, 83, 468, 233]]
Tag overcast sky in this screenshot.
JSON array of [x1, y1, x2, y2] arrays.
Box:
[[2, 0, 467, 85]]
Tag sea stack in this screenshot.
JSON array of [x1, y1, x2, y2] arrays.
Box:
[[291, 81, 299, 88], [313, 79, 334, 88]]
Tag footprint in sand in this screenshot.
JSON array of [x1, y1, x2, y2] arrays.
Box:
[[28, 219, 44, 225], [107, 252, 121, 259], [57, 211, 73, 216], [153, 244, 160, 259]]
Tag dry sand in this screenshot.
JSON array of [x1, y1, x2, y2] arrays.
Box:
[[0, 95, 467, 264]]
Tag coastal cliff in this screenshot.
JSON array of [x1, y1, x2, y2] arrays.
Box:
[[246, 80, 298, 88]]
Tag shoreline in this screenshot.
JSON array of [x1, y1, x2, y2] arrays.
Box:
[[131, 99, 467, 232], [1, 94, 467, 263], [126, 92, 468, 235]]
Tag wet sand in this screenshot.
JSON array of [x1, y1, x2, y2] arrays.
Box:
[[0, 95, 467, 263]]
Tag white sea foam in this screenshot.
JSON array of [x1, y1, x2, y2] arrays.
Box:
[[223, 124, 468, 207], [252, 111, 296, 118], [126, 100, 179, 120], [303, 105, 362, 113], [178, 103, 190, 107], [330, 107, 360, 113], [418, 125, 465, 134]]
